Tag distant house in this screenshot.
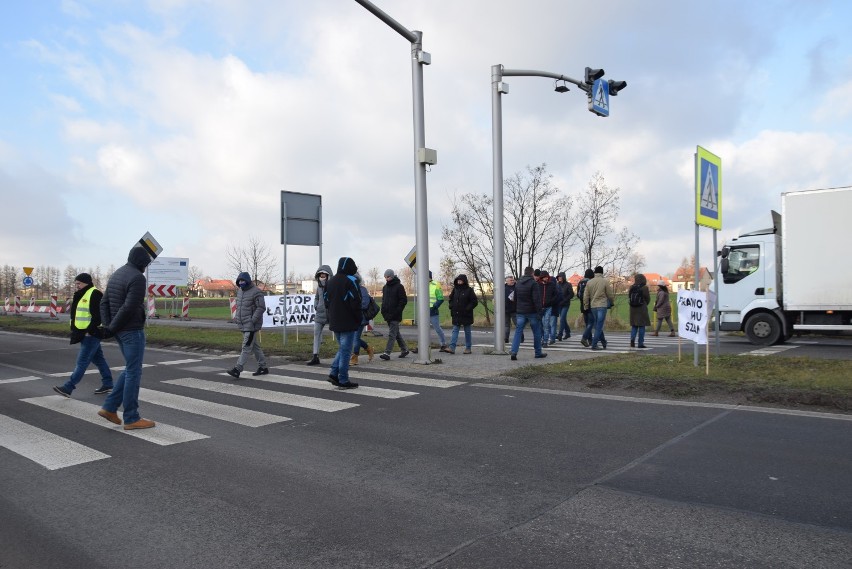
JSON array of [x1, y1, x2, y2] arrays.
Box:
[[567, 273, 584, 287], [194, 278, 236, 298], [670, 266, 713, 292]]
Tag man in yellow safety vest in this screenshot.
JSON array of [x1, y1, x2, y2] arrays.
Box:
[[53, 273, 114, 397]]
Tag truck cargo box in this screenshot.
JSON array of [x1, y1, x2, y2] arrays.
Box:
[[782, 187, 852, 311]]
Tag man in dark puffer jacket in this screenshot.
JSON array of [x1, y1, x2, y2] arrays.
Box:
[[380, 268, 409, 360], [98, 246, 156, 430], [324, 257, 362, 389], [509, 266, 546, 361]]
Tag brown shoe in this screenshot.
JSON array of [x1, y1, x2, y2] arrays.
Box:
[[366, 345, 375, 362], [463, 348, 472, 354], [98, 409, 121, 425], [652, 331, 659, 337], [349, 354, 359, 366], [124, 418, 156, 430], [669, 331, 676, 337]]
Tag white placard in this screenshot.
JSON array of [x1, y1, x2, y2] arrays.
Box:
[[676, 290, 715, 345], [262, 294, 315, 328], [147, 257, 189, 287]]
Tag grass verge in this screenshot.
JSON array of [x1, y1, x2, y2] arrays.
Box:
[[496, 353, 852, 411]]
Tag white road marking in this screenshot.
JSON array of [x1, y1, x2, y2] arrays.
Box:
[[163, 378, 358, 412], [0, 376, 40, 384], [0, 414, 110, 470], [21, 396, 209, 445], [138, 388, 290, 427], [274, 365, 465, 388], [157, 359, 203, 366], [251, 373, 417, 399], [741, 345, 799, 357]]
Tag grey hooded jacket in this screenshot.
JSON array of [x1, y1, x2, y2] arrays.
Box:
[[313, 264, 333, 325], [234, 272, 266, 332]]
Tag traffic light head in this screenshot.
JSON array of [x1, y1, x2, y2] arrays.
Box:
[[584, 67, 605, 85], [607, 79, 627, 96]]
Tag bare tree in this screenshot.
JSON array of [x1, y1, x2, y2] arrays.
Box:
[[1, 265, 18, 298], [225, 236, 279, 290], [439, 256, 456, 286], [367, 266, 381, 295], [188, 265, 204, 289], [399, 266, 415, 294], [574, 172, 639, 273]]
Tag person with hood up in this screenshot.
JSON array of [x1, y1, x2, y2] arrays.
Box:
[[227, 272, 269, 379], [379, 268, 409, 360], [555, 272, 574, 341], [509, 266, 547, 361], [538, 270, 561, 345], [653, 281, 676, 337], [325, 257, 361, 389], [577, 268, 595, 347], [628, 273, 651, 348], [52, 272, 114, 398], [447, 274, 479, 354], [307, 264, 332, 365], [97, 246, 156, 430]]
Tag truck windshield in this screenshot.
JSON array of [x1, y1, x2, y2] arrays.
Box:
[[722, 245, 760, 284]]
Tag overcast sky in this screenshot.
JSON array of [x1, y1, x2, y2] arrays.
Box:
[[2, 0, 852, 284]]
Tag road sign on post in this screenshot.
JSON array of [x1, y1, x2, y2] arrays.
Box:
[[695, 146, 722, 230], [589, 78, 610, 117]]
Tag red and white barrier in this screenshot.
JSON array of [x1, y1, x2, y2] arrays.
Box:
[[229, 297, 237, 320], [15, 296, 20, 314], [64, 297, 72, 313], [50, 295, 57, 318], [3, 297, 9, 312], [147, 295, 158, 318], [181, 296, 190, 319], [148, 284, 177, 297]]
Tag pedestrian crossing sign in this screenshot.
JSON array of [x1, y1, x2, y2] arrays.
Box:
[[589, 79, 610, 117], [695, 146, 722, 229]]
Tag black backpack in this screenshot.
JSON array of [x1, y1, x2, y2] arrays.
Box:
[[628, 284, 644, 307]]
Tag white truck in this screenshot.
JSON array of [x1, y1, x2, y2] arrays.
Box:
[[717, 186, 852, 345]]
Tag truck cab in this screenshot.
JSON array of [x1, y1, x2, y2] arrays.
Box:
[[717, 225, 787, 345]]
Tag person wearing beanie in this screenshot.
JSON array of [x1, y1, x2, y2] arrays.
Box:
[[306, 264, 333, 365], [52, 273, 115, 398], [427, 270, 450, 353], [583, 266, 614, 350], [98, 246, 156, 430], [380, 268, 409, 360], [325, 257, 361, 389], [227, 271, 269, 379], [577, 268, 596, 346]]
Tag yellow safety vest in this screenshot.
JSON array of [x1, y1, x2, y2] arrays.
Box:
[[429, 280, 443, 307], [73, 287, 97, 330]]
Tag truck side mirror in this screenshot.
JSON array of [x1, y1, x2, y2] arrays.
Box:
[[719, 246, 729, 259], [720, 258, 729, 273]]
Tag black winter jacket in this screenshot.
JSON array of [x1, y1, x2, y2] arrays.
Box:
[[448, 274, 479, 326], [101, 247, 151, 333], [556, 274, 574, 309], [504, 283, 517, 314], [514, 275, 541, 315], [381, 276, 407, 322], [538, 278, 560, 310], [325, 257, 362, 332]]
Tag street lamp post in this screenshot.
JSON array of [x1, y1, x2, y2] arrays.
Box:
[[355, 0, 435, 363], [491, 64, 625, 353]]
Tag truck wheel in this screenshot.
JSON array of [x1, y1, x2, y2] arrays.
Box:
[[744, 313, 781, 346]]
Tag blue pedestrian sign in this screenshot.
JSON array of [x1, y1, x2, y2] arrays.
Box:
[[589, 79, 610, 117]]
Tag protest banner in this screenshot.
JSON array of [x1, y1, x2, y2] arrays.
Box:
[[262, 294, 315, 328]]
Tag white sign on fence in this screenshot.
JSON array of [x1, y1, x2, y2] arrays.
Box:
[[262, 294, 316, 328], [676, 290, 715, 345], [147, 257, 189, 288]]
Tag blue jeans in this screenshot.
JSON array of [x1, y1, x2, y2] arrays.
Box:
[[557, 305, 571, 338], [63, 335, 113, 393], [591, 307, 608, 348], [430, 313, 446, 346], [354, 325, 368, 354], [450, 324, 472, 350], [511, 312, 543, 356], [582, 311, 594, 342], [542, 307, 554, 342], [330, 330, 358, 385], [630, 325, 646, 346], [102, 329, 145, 424]]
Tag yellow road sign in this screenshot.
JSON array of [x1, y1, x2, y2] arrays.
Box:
[[23, 267, 34, 276]]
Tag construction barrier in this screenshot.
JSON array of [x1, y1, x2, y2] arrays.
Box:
[[50, 295, 57, 318], [147, 295, 158, 319], [181, 296, 190, 320], [64, 297, 72, 314], [15, 296, 20, 315], [229, 297, 237, 320], [3, 297, 8, 312]]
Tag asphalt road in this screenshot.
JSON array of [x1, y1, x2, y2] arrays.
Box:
[[1, 331, 851, 568]]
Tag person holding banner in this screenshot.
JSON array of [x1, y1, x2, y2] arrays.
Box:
[[227, 272, 269, 379], [325, 257, 361, 389], [307, 264, 333, 366]]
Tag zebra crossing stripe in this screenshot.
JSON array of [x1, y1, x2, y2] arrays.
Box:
[[0, 414, 110, 470], [138, 388, 290, 427], [158, 359, 203, 366], [741, 345, 799, 357], [164, 378, 359, 412], [274, 365, 465, 388], [21, 396, 209, 446], [0, 376, 40, 384], [252, 373, 418, 399]]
